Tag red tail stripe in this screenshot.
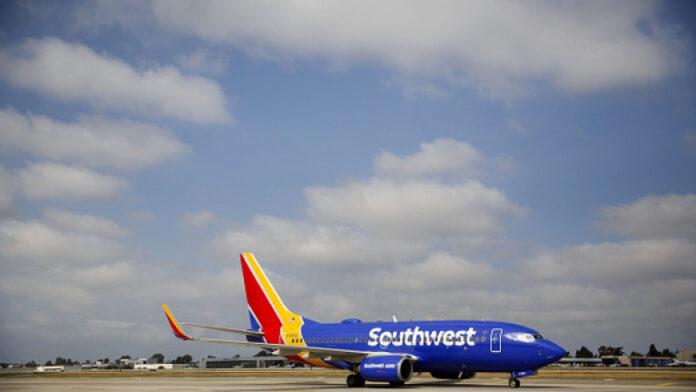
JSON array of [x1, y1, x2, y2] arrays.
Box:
[[240, 255, 283, 344]]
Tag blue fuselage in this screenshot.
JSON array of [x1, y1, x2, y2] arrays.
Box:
[[300, 319, 565, 372]]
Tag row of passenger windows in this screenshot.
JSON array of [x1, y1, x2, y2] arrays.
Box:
[[306, 337, 367, 344], [298, 335, 489, 345]]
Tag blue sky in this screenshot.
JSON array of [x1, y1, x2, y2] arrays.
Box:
[[0, 1, 695, 363]]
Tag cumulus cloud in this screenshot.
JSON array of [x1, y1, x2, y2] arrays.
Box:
[[176, 47, 230, 76], [214, 138, 523, 272], [18, 162, 130, 201], [0, 219, 123, 266], [0, 165, 15, 219], [151, 0, 682, 97], [597, 194, 696, 240], [524, 238, 696, 287], [0, 108, 189, 171], [180, 210, 218, 229], [375, 138, 485, 179], [307, 179, 524, 240], [0, 37, 231, 123], [0, 207, 249, 361], [44, 208, 130, 238], [371, 253, 497, 292], [213, 215, 424, 267]]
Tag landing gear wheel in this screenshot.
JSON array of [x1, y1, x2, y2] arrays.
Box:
[[508, 379, 520, 388], [389, 381, 405, 387], [346, 373, 365, 387]]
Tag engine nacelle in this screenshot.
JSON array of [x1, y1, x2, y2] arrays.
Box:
[[430, 371, 476, 380], [359, 355, 413, 383]]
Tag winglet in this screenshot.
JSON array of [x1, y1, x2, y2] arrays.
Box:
[[162, 304, 192, 341]]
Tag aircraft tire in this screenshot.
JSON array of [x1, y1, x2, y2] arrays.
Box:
[[346, 373, 365, 387], [508, 379, 520, 388], [389, 381, 405, 387]]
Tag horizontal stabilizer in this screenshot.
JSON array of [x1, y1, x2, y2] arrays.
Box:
[[181, 323, 264, 337]]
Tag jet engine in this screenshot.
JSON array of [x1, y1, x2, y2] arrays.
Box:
[[359, 355, 413, 383], [430, 371, 476, 380]]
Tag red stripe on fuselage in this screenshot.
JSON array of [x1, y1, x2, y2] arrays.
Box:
[[240, 254, 283, 344]]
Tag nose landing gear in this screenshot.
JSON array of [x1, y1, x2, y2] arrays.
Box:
[[508, 370, 535, 388]]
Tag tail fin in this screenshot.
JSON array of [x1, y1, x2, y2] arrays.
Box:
[[240, 252, 302, 344]]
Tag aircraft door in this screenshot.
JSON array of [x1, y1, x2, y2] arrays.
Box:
[[490, 328, 502, 353]]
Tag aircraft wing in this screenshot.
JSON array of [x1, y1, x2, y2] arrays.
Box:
[[162, 304, 416, 363]]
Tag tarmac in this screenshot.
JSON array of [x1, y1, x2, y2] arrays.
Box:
[[1, 376, 695, 391]]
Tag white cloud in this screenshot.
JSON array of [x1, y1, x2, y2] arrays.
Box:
[[525, 238, 696, 287], [370, 252, 497, 292], [18, 162, 130, 201], [151, 0, 682, 97], [375, 138, 485, 179], [0, 37, 231, 123], [176, 47, 229, 76], [213, 215, 424, 267], [307, 179, 524, 240], [180, 210, 218, 229], [44, 208, 130, 238], [0, 206, 251, 361], [0, 108, 189, 171], [0, 165, 15, 218], [0, 219, 123, 266], [214, 138, 523, 271], [597, 194, 696, 240]]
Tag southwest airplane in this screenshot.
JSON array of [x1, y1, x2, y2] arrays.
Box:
[[163, 252, 565, 388]]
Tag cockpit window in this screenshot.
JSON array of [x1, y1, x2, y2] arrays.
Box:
[[505, 332, 536, 343], [533, 333, 544, 340]]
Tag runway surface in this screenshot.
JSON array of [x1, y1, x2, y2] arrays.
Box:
[[1, 377, 694, 391]]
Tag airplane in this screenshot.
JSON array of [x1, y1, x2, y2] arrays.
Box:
[[163, 252, 565, 388], [668, 358, 696, 367]]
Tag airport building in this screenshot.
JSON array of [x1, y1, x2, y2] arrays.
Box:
[[204, 356, 290, 369], [560, 355, 676, 367]]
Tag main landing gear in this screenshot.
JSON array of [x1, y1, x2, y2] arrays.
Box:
[[346, 373, 365, 387], [508, 378, 521, 388]]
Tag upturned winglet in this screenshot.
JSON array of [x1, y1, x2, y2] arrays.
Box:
[[162, 303, 192, 341]]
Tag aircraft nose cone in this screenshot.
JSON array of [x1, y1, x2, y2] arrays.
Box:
[[546, 341, 565, 362]]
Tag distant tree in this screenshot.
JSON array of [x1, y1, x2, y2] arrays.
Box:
[[173, 355, 193, 364], [254, 350, 273, 357], [150, 353, 165, 364], [54, 357, 74, 366], [233, 354, 240, 358], [207, 355, 216, 359], [630, 351, 643, 357], [119, 355, 131, 360], [575, 346, 594, 358], [598, 346, 624, 356], [564, 351, 571, 358], [25, 361, 37, 368], [44, 360, 53, 366], [647, 344, 660, 357], [662, 348, 675, 358]]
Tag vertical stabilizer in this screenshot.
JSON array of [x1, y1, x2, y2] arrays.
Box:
[[239, 252, 303, 344]]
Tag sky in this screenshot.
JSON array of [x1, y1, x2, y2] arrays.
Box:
[[0, 0, 695, 363]]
